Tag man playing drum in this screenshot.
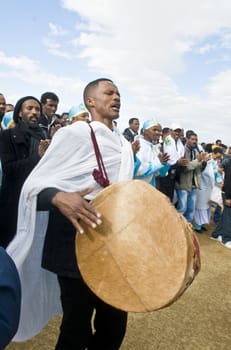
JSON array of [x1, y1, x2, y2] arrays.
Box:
[[7, 78, 134, 349], [7, 78, 200, 350]]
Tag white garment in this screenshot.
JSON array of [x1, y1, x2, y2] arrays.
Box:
[[163, 135, 185, 165], [194, 207, 211, 226], [194, 158, 221, 226], [195, 159, 217, 210], [196, 160, 215, 210], [7, 121, 134, 341], [135, 137, 163, 181]]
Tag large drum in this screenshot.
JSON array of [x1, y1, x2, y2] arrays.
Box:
[[76, 180, 200, 312]]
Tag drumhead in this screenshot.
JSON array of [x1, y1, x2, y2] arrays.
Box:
[[76, 180, 199, 312]]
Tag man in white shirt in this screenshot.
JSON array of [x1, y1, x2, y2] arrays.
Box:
[[159, 123, 188, 201]]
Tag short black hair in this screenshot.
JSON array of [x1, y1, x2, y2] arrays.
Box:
[[204, 143, 212, 153], [129, 118, 139, 124], [83, 78, 113, 107], [162, 127, 170, 134], [204, 143, 223, 154], [186, 130, 196, 139], [40, 92, 59, 104]]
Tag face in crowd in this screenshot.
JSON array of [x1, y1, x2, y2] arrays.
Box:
[[0, 94, 6, 116], [130, 119, 140, 133], [71, 112, 89, 124], [19, 99, 41, 127], [85, 80, 121, 128], [170, 128, 182, 141], [143, 124, 162, 143], [42, 98, 58, 121], [187, 134, 198, 148], [5, 104, 14, 113]]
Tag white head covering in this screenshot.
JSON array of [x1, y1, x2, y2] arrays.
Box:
[[170, 122, 182, 131]]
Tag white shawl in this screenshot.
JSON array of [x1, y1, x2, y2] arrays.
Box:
[[7, 121, 134, 341]]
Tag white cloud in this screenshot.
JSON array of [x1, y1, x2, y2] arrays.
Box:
[[220, 31, 231, 49], [43, 22, 71, 59], [42, 38, 74, 59], [61, 0, 231, 89], [2, 1, 231, 145], [0, 51, 85, 111], [43, 38, 60, 50], [60, 0, 231, 144], [48, 22, 68, 36], [206, 69, 231, 101], [197, 43, 217, 55], [46, 49, 73, 60]]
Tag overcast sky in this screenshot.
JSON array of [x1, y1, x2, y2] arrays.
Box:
[[1, 0, 231, 145]]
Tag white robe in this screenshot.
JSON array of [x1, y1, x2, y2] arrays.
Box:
[[7, 121, 134, 341], [194, 158, 223, 225], [163, 134, 185, 165]]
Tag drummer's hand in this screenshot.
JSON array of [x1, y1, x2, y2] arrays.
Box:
[[51, 187, 102, 234]]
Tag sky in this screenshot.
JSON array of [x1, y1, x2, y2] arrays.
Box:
[[1, 0, 231, 145]]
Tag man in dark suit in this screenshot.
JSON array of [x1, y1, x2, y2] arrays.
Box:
[[39, 92, 59, 138], [123, 117, 140, 142]]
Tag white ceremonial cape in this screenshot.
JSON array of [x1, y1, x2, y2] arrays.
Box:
[[7, 121, 134, 341]]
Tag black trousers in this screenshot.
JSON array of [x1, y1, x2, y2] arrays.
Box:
[[55, 275, 127, 350], [158, 174, 175, 202], [212, 204, 231, 243]]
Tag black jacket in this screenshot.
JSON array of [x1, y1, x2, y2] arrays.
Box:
[[223, 160, 231, 199], [0, 125, 43, 247], [37, 189, 81, 278], [123, 128, 137, 142], [38, 114, 50, 138]]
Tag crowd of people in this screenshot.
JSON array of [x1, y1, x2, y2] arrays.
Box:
[[0, 79, 230, 349], [123, 117, 231, 248]]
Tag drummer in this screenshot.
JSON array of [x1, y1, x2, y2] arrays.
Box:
[[7, 78, 134, 349]]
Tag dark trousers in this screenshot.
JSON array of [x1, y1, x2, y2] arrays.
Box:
[[55, 275, 127, 350], [213, 205, 222, 224], [158, 175, 175, 202], [212, 205, 231, 243]]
